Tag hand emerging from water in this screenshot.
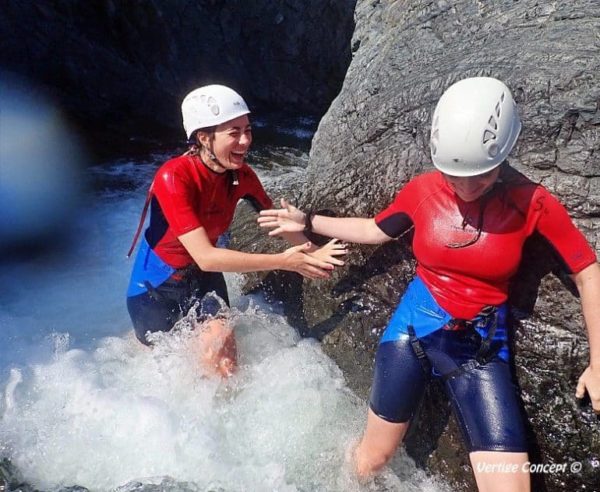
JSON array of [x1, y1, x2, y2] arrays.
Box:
[[258, 198, 307, 236]]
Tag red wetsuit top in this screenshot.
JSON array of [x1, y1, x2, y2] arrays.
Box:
[[144, 154, 272, 269], [374, 167, 597, 320]]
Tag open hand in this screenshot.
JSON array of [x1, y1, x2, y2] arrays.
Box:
[[576, 365, 600, 414], [280, 242, 335, 280], [308, 238, 347, 267], [258, 198, 306, 236]]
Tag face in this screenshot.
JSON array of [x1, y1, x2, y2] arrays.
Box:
[[443, 166, 500, 202], [198, 114, 252, 171]]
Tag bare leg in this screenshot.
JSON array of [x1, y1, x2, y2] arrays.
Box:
[[354, 408, 410, 479], [470, 451, 530, 492], [193, 319, 237, 378]]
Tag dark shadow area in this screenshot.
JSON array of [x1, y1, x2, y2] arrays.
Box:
[[0, 1, 358, 161], [508, 232, 579, 317], [404, 382, 452, 466]]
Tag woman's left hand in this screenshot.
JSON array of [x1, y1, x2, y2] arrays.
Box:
[[308, 238, 348, 267], [258, 198, 306, 236], [576, 365, 600, 414]]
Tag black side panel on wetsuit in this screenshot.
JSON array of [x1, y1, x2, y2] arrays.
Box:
[[145, 197, 169, 249], [375, 211, 413, 239], [127, 270, 229, 345], [242, 194, 267, 213]]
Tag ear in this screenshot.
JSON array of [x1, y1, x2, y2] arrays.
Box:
[[196, 131, 212, 148]]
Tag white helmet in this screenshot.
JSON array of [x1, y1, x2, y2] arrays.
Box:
[[430, 77, 521, 177], [181, 84, 250, 139]]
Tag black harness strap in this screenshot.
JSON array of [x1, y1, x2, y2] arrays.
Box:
[[475, 307, 499, 364], [408, 325, 431, 375], [406, 308, 503, 382]]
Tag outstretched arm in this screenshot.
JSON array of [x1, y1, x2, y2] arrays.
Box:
[[179, 226, 335, 280], [258, 199, 392, 245], [573, 262, 600, 413]]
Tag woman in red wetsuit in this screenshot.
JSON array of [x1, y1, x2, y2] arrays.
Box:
[[258, 77, 600, 491], [126, 84, 345, 377]]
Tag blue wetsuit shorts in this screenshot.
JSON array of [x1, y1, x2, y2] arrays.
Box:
[[126, 238, 229, 345], [127, 270, 229, 345], [369, 278, 528, 453]]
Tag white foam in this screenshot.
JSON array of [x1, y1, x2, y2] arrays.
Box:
[[0, 155, 449, 491]]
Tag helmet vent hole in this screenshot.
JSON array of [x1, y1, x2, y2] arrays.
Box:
[[488, 143, 499, 157], [495, 102, 501, 118], [483, 129, 496, 144], [431, 142, 437, 155], [488, 116, 498, 131], [500, 92, 505, 102]]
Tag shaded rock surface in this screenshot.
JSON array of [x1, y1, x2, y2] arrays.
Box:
[[0, 0, 355, 156], [233, 1, 600, 490]]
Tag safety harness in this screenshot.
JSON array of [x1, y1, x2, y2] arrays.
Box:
[[407, 305, 501, 381]]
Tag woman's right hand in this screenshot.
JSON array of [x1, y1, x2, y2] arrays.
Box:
[[258, 198, 306, 236], [279, 242, 335, 279]]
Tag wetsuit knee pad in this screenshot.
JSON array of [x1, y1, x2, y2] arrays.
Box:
[[369, 338, 430, 423]]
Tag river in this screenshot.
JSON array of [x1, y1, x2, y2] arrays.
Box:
[[0, 120, 447, 492]]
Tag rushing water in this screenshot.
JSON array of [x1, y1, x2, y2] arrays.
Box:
[[0, 135, 447, 491]]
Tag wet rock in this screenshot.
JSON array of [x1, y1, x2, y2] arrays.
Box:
[[234, 1, 600, 490], [0, 0, 356, 157]]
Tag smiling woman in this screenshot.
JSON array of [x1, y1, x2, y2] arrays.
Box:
[[442, 167, 500, 203], [125, 84, 347, 377], [258, 77, 600, 492]]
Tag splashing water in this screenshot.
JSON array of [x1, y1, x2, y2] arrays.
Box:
[[0, 149, 448, 491]]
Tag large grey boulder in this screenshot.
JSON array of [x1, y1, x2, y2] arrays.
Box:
[[236, 1, 600, 490]]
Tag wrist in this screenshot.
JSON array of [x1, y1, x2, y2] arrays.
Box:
[[303, 210, 316, 234], [274, 251, 289, 271]]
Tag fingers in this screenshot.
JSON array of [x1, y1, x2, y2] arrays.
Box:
[[303, 253, 336, 271], [258, 209, 279, 218], [299, 265, 331, 280], [575, 370, 600, 413], [257, 215, 278, 225], [322, 243, 348, 257], [285, 242, 312, 254], [575, 376, 586, 400], [323, 256, 346, 266]]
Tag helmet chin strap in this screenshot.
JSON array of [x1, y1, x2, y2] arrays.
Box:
[[199, 137, 228, 173], [200, 143, 239, 185]]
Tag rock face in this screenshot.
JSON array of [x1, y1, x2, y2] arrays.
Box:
[[235, 1, 600, 490], [0, 0, 356, 154]]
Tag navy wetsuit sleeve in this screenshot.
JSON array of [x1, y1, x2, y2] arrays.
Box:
[[532, 187, 597, 273], [374, 179, 419, 238], [152, 166, 203, 236]]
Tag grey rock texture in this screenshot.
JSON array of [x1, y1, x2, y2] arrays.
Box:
[[234, 1, 600, 490], [0, 0, 355, 154]]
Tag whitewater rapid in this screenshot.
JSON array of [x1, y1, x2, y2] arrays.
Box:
[[0, 147, 447, 492]]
